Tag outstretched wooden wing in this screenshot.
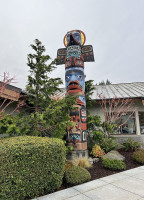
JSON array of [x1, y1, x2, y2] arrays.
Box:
[[57, 48, 67, 65], [57, 45, 94, 65], [81, 45, 94, 62]]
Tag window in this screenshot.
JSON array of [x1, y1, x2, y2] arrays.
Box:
[[117, 113, 136, 135], [139, 112, 144, 134]]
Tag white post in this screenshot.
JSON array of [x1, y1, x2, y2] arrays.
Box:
[[135, 110, 140, 135]]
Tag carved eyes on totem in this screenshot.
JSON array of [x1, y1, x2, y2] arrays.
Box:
[[66, 76, 69, 81], [67, 51, 77, 56], [65, 75, 83, 81], [77, 75, 82, 80]]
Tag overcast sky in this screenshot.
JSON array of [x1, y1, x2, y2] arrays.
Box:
[[0, 0, 144, 89]]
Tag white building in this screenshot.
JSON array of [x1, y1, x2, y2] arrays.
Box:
[[88, 82, 144, 144]]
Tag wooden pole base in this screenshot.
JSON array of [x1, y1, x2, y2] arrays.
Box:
[[66, 150, 89, 161]]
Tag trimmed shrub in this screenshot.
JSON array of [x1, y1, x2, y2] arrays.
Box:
[[91, 144, 105, 158], [65, 166, 91, 185], [102, 159, 126, 170], [132, 149, 144, 164], [72, 157, 92, 169], [0, 136, 66, 200], [122, 138, 141, 152]]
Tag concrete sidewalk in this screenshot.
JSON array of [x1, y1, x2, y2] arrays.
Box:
[[35, 166, 144, 200]]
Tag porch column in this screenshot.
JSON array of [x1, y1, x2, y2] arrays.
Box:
[[135, 110, 140, 135]]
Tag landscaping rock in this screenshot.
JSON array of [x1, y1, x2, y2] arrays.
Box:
[[88, 157, 93, 164], [93, 158, 99, 163], [102, 150, 125, 161], [88, 157, 99, 164]]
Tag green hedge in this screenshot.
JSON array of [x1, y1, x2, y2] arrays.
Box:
[[0, 136, 66, 200]]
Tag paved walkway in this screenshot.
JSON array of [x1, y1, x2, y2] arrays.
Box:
[[35, 166, 144, 200]]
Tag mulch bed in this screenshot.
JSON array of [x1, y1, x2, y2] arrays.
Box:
[[88, 149, 141, 180], [59, 149, 142, 191]]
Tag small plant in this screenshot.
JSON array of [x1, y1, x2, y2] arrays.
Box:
[[64, 166, 91, 185], [122, 138, 141, 152], [91, 144, 105, 158], [132, 149, 144, 164], [99, 137, 118, 153], [102, 159, 126, 170], [72, 157, 92, 169]]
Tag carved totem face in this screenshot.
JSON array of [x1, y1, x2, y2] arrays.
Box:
[[64, 30, 86, 47], [69, 132, 81, 144], [67, 31, 81, 46], [65, 68, 85, 94], [67, 46, 81, 59], [76, 95, 86, 107]]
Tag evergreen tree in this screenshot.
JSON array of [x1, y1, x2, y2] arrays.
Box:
[[0, 39, 77, 138], [99, 79, 112, 85], [85, 80, 95, 108], [25, 39, 76, 137], [106, 79, 112, 85], [26, 39, 62, 112], [98, 80, 105, 85]]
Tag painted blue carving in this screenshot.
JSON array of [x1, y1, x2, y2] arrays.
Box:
[[65, 69, 85, 92], [66, 66, 84, 73], [67, 31, 81, 46], [70, 133, 81, 142], [78, 95, 86, 106], [67, 45, 81, 59]]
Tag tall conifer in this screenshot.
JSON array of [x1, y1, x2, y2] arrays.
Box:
[[26, 39, 62, 112]]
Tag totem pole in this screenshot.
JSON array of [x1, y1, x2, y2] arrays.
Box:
[[57, 30, 94, 158]]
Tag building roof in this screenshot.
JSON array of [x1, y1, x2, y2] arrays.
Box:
[[0, 82, 25, 101], [92, 82, 144, 100], [53, 82, 144, 100]]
